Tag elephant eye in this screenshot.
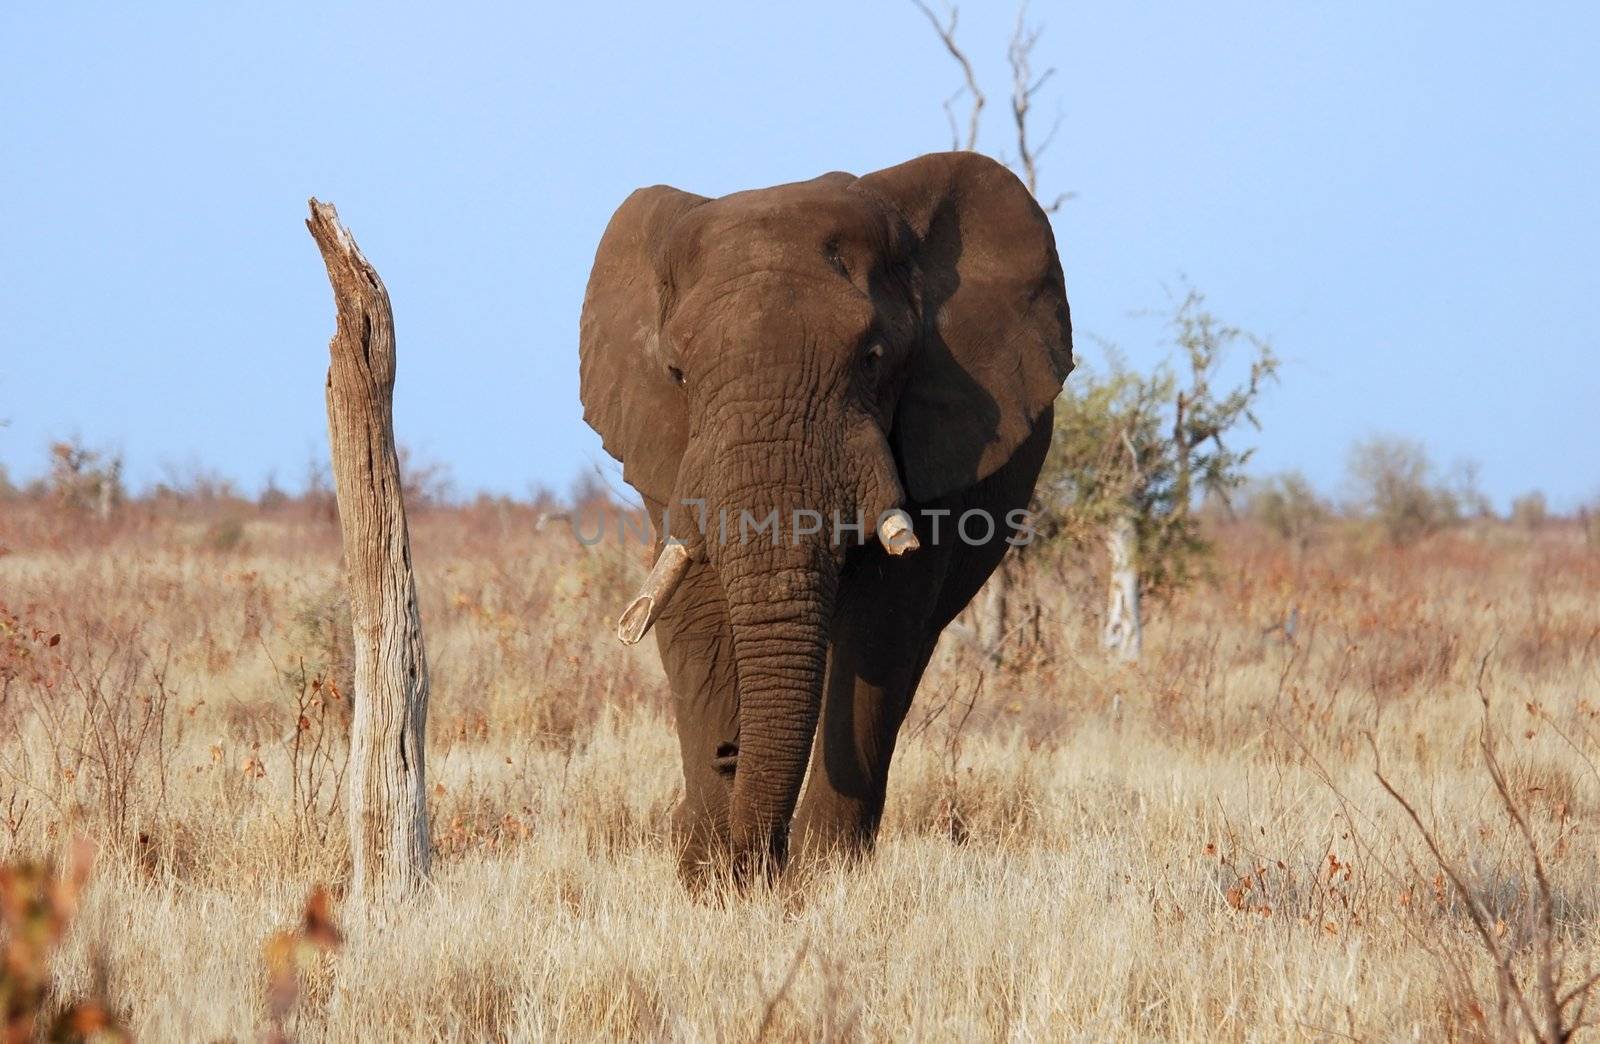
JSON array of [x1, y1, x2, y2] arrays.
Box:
[[823, 238, 851, 281], [667, 365, 685, 386], [860, 342, 885, 379]]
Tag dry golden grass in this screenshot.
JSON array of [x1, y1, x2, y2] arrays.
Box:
[[0, 501, 1597, 1040]]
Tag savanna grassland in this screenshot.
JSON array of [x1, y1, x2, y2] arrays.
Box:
[[0, 499, 1597, 1041]]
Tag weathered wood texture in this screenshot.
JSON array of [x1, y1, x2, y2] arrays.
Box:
[[1101, 513, 1142, 663], [306, 199, 431, 898]]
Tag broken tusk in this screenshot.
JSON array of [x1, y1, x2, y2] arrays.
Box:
[[617, 542, 694, 645], [878, 509, 920, 556]]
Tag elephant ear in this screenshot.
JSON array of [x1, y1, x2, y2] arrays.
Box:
[[858, 152, 1073, 503], [579, 185, 708, 506]]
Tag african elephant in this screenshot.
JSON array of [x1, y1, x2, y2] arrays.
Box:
[[578, 151, 1073, 887]]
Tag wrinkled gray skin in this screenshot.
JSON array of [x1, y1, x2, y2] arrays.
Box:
[[579, 152, 1072, 888]]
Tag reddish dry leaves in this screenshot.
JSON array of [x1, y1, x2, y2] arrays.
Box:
[[0, 838, 127, 1042], [0, 603, 67, 700], [263, 886, 342, 1044]]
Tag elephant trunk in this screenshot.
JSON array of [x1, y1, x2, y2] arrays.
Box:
[[699, 424, 846, 877], [718, 536, 837, 875]]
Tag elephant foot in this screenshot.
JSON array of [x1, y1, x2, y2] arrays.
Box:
[[671, 794, 790, 897], [672, 796, 730, 895], [676, 840, 786, 899], [725, 819, 789, 889], [790, 803, 879, 873]]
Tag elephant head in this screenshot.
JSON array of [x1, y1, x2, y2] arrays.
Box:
[[579, 151, 1072, 875]]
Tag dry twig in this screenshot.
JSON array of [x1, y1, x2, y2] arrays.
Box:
[[1007, 4, 1071, 211], [1369, 651, 1599, 1042], [911, 1, 985, 151]]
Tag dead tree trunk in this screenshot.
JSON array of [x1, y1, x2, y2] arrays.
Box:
[[1101, 512, 1141, 663], [306, 199, 431, 899], [976, 563, 1009, 664]]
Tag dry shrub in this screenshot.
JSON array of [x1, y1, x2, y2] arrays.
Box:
[[1372, 699, 1600, 1043], [282, 585, 354, 711], [0, 604, 176, 845], [895, 681, 1048, 846], [277, 659, 349, 857]]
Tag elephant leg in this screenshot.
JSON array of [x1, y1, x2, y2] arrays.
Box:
[[790, 538, 949, 865], [652, 558, 740, 888], [791, 409, 1055, 864]]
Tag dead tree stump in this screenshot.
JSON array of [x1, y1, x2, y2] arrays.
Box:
[[306, 199, 431, 899], [1101, 513, 1142, 663]]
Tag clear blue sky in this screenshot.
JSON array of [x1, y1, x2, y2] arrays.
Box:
[[3, 3, 1595, 509]]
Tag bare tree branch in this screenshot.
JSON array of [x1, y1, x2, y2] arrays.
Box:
[[1007, 4, 1075, 212], [939, 87, 966, 151], [912, 1, 984, 151]]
